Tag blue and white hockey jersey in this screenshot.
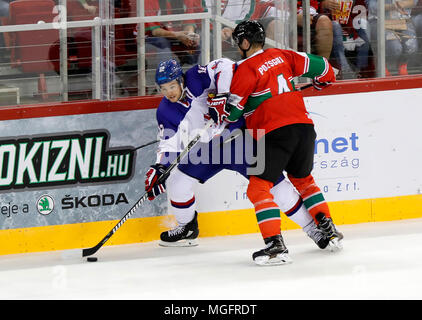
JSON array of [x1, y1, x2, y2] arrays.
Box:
[[155, 58, 243, 166]]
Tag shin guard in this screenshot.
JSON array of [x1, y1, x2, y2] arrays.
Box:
[[247, 176, 281, 239], [288, 174, 331, 223]]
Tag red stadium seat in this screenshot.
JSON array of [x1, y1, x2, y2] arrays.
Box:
[[9, 0, 55, 20], [6, 0, 132, 99], [8, 0, 58, 72], [12, 11, 58, 73]]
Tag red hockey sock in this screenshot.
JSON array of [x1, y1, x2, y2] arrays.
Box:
[[247, 176, 281, 239], [288, 174, 331, 224]]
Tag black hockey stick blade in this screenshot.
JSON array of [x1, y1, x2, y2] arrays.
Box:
[[82, 192, 149, 257], [298, 83, 313, 91]]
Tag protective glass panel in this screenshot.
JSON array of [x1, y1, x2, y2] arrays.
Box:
[[0, 0, 422, 107]]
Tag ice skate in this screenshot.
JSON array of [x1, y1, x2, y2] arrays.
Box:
[[252, 234, 292, 266], [304, 221, 330, 249], [316, 213, 344, 252], [159, 212, 199, 247]]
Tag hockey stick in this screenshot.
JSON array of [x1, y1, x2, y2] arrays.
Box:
[[82, 119, 215, 257], [298, 67, 339, 91], [133, 139, 159, 151], [298, 83, 313, 91]]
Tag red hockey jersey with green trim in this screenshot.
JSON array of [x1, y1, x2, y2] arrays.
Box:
[[227, 48, 335, 139]]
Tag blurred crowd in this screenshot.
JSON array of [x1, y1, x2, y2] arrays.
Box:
[[0, 0, 421, 102]]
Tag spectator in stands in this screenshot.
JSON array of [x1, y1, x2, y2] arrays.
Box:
[[367, 0, 418, 76], [0, 0, 11, 17], [198, 0, 283, 60], [76, 0, 126, 16], [78, 0, 97, 15], [411, 0, 422, 49], [297, 0, 333, 60], [252, 0, 289, 43], [142, 0, 200, 66], [195, 1, 332, 61], [320, 0, 373, 79], [198, 0, 260, 59]]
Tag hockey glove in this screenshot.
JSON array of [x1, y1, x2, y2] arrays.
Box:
[[145, 163, 167, 201], [207, 93, 231, 125], [312, 79, 331, 91], [312, 57, 336, 90]]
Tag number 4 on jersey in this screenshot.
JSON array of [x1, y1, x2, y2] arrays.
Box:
[[277, 74, 291, 93]]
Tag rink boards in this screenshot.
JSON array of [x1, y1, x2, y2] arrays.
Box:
[[0, 76, 421, 254]]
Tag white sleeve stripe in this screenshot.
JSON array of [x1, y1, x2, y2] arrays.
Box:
[[250, 88, 271, 97], [315, 58, 329, 81], [185, 87, 194, 99], [304, 55, 310, 75], [236, 103, 244, 111], [296, 52, 309, 75]]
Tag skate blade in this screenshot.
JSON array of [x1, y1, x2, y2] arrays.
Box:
[[159, 239, 198, 247], [327, 238, 343, 252], [254, 253, 293, 266]]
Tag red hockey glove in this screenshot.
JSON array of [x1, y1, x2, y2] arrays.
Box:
[[145, 164, 167, 201], [207, 94, 231, 125]]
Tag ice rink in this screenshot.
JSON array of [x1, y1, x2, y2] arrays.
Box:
[[1, 218, 422, 300]]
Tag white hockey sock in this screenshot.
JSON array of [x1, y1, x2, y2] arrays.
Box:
[[285, 201, 314, 229], [166, 168, 198, 225], [170, 196, 196, 226], [271, 178, 314, 229]]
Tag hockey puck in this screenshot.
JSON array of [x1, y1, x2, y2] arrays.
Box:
[[86, 257, 98, 262]]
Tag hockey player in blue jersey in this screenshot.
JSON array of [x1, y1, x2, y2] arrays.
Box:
[[145, 58, 329, 256]]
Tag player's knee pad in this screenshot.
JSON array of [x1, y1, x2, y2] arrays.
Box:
[[288, 173, 330, 220], [247, 176, 275, 206], [166, 168, 198, 224], [271, 179, 300, 212]]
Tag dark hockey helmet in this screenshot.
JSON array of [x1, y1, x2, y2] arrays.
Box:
[[232, 20, 266, 47], [155, 59, 184, 85]]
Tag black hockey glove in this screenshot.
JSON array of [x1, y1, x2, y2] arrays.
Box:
[[312, 79, 331, 91]]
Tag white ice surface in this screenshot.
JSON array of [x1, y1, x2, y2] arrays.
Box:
[[1, 218, 422, 300]]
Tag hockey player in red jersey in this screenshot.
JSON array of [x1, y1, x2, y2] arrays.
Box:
[[208, 20, 343, 266]]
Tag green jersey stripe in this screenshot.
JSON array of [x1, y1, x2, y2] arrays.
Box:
[[227, 104, 244, 122], [245, 91, 272, 111], [302, 53, 327, 79], [256, 208, 281, 223], [303, 192, 325, 209]]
